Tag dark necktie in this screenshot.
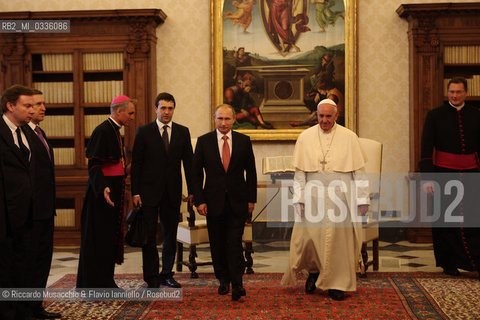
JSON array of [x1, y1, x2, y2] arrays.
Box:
[[162, 125, 169, 152], [15, 127, 30, 162], [34, 126, 51, 160], [222, 135, 230, 172]]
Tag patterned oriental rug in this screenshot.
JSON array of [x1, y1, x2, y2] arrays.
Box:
[[45, 272, 480, 320]]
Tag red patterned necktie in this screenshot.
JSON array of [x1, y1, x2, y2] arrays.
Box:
[[34, 126, 51, 160], [222, 135, 230, 172]]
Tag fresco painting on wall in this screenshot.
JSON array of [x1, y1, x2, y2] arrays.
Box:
[[212, 0, 357, 140]]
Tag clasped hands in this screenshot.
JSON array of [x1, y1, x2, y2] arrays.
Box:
[[197, 202, 255, 216], [130, 194, 195, 208], [294, 203, 369, 218]]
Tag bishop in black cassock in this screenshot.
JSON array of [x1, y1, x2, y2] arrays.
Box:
[[77, 95, 136, 288]]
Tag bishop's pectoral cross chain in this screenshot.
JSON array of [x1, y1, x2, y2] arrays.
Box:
[[318, 126, 336, 171]]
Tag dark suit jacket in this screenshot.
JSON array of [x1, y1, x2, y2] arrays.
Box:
[[192, 130, 257, 217], [0, 117, 35, 230], [24, 124, 56, 220], [0, 153, 6, 242], [131, 121, 193, 208]]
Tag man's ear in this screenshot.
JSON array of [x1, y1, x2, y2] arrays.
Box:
[[6, 101, 14, 113]]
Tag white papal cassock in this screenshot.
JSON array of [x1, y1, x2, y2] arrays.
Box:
[[281, 123, 369, 292]]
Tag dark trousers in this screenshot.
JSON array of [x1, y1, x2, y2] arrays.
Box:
[[430, 171, 480, 272], [28, 217, 54, 312], [433, 227, 480, 271], [206, 199, 246, 287], [0, 222, 34, 320], [142, 192, 179, 282]]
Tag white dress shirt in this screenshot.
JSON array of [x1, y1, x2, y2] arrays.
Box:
[[157, 119, 172, 143], [3, 114, 30, 152]]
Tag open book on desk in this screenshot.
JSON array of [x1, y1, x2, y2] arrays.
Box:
[[262, 156, 295, 175]]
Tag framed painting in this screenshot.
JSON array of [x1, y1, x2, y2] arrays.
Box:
[[211, 0, 358, 140]]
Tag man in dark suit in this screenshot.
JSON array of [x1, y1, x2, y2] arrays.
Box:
[[131, 92, 193, 288], [0, 151, 6, 245], [0, 84, 36, 320], [24, 90, 61, 319], [192, 104, 257, 301]]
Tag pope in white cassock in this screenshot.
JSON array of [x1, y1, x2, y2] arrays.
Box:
[[281, 99, 369, 301]]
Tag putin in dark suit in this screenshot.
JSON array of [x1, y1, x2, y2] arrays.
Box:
[[192, 104, 257, 301], [131, 92, 193, 288]]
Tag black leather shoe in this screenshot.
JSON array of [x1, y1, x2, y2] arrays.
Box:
[[239, 286, 246, 296], [33, 308, 62, 319], [218, 282, 229, 295], [305, 273, 319, 294], [328, 289, 345, 301], [160, 277, 181, 288], [232, 286, 246, 301], [443, 267, 460, 276]]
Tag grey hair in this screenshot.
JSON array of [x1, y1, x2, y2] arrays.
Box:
[[110, 101, 130, 113], [214, 104, 236, 118]]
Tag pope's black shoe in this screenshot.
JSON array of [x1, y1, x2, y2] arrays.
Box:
[[442, 267, 460, 276], [33, 307, 62, 319], [305, 273, 319, 294], [328, 289, 345, 301]]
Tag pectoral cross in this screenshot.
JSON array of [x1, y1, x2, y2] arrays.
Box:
[[320, 158, 327, 170]]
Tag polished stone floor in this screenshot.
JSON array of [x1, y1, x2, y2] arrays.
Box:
[[48, 239, 440, 287]]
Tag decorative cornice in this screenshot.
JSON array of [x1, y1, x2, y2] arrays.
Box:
[[0, 9, 167, 25], [397, 3, 480, 30], [0, 9, 166, 55], [397, 3, 480, 18]]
